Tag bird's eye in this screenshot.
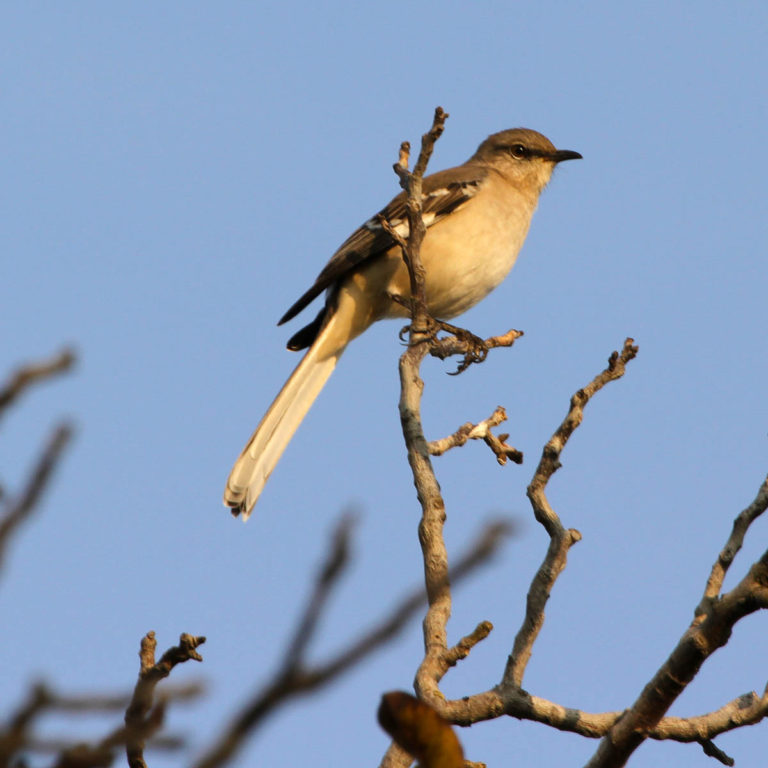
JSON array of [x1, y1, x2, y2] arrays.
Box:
[[509, 144, 528, 159]]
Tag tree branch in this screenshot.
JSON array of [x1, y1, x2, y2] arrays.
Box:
[[0, 348, 75, 418], [427, 405, 523, 465], [193, 514, 509, 768], [388, 108, 457, 710], [585, 477, 768, 767], [0, 423, 73, 578], [503, 338, 638, 688], [125, 632, 205, 768], [435, 679, 768, 742], [698, 474, 768, 610], [0, 681, 201, 767]]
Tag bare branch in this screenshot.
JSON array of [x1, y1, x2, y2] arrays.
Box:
[[11, 681, 200, 716], [392, 108, 455, 709], [652, 685, 768, 742], [585, 548, 768, 766], [125, 632, 205, 768], [378, 213, 410, 253], [0, 683, 49, 766], [426, 678, 768, 754], [193, 517, 509, 768], [428, 405, 523, 465], [0, 679, 201, 767], [411, 110, 448, 182], [699, 738, 735, 766], [527, 338, 638, 533], [698, 474, 768, 610], [0, 348, 75, 418], [397, 106, 449, 319], [26, 733, 184, 755], [444, 621, 493, 667], [503, 339, 637, 689], [0, 423, 73, 577], [405, 330, 768, 765], [310, 522, 509, 687], [52, 741, 116, 768], [280, 512, 356, 670], [52, 682, 203, 712]]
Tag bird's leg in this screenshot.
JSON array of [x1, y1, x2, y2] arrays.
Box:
[[388, 294, 440, 342], [396, 315, 443, 345]]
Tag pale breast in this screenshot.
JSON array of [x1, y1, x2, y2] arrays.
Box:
[[414, 183, 537, 319], [349, 177, 539, 325]]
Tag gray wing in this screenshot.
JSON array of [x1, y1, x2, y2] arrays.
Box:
[[278, 164, 487, 325]]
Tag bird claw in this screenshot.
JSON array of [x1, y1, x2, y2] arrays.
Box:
[[436, 323, 489, 375], [398, 315, 489, 374]]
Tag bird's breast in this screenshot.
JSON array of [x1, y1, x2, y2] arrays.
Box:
[[400, 186, 536, 319]]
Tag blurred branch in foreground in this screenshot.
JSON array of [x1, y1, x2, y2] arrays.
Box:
[[0, 423, 73, 578], [0, 349, 76, 577], [0, 679, 203, 768], [0, 347, 74, 419], [125, 631, 206, 768], [0, 353, 206, 768], [193, 513, 512, 768]]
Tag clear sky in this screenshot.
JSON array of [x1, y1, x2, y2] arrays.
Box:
[[2, 2, 767, 766]]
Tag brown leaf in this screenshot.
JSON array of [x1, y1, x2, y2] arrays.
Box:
[[378, 691, 464, 768]]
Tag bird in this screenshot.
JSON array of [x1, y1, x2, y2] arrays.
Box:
[[224, 127, 581, 519]]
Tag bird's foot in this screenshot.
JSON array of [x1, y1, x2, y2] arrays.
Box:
[[389, 296, 491, 374], [429, 320, 489, 374]]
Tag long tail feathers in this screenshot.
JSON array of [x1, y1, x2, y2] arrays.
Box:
[[223, 316, 345, 520]]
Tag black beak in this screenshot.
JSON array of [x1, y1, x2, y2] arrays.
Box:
[[552, 149, 582, 163]]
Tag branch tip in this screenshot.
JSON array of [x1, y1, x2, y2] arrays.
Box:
[[700, 738, 735, 766]]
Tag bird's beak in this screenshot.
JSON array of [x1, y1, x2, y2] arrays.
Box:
[[552, 149, 582, 163]]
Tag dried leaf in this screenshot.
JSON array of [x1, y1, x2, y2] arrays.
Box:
[[378, 691, 464, 768]]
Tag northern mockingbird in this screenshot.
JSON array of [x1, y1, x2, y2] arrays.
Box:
[[224, 128, 581, 519]]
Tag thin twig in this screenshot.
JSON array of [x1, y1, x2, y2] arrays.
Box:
[[0, 681, 201, 767], [193, 517, 510, 768], [0, 423, 74, 577], [527, 338, 638, 533], [391, 107, 454, 708], [503, 339, 637, 689], [585, 546, 768, 767], [26, 733, 185, 755], [698, 474, 768, 611], [280, 512, 356, 670], [428, 406, 523, 465], [444, 621, 494, 667], [125, 632, 205, 768], [0, 348, 75, 417], [700, 738, 735, 766]]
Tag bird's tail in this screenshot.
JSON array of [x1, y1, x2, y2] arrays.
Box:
[[223, 312, 346, 520]]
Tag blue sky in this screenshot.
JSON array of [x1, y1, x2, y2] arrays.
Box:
[[2, 2, 767, 766]]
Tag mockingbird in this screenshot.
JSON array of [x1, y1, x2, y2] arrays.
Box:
[[224, 127, 581, 519]]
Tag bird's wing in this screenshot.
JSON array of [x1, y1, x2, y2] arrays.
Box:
[[278, 164, 487, 325]]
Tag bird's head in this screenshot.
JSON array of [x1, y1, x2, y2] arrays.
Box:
[[472, 128, 582, 193]]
